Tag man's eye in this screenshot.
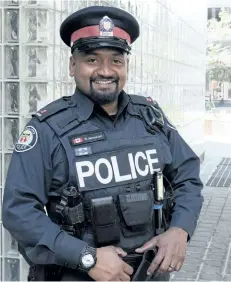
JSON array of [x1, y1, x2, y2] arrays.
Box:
[[87, 58, 97, 63], [113, 59, 123, 64]]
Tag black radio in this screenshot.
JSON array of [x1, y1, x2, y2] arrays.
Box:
[[90, 196, 120, 247], [56, 186, 85, 238]]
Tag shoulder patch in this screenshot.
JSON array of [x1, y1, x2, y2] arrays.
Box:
[[15, 126, 38, 152]]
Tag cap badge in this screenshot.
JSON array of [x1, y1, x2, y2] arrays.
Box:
[[99, 16, 114, 36]]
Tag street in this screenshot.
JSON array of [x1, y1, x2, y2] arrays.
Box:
[[171, 108, 231, 281]]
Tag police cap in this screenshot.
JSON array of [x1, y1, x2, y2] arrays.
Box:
[[60, 6, 140, 53]]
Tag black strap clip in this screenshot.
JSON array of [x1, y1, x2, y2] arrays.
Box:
[[140, 106, 164, 134]]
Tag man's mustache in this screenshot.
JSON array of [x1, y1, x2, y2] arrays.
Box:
[[90, 76, 119, 82]]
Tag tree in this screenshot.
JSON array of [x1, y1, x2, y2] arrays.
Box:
[[207, 8, 231, 85]]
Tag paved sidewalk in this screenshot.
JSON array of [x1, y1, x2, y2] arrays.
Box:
[[170, 156, 231, 281]]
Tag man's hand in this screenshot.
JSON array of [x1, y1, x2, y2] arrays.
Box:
[[88, 246, 134, 281], [135, 227, 188, 274]]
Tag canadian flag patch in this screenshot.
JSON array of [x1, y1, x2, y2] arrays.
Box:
[[73, 137, 83, 144]]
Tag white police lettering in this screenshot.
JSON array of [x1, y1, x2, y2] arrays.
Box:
[[146, 149, 158, 174], [76, 161, 94, 188], [75, 149, 160, 188], [111, 156, 132, 182], [95, 159, 113, 184], [128, 153, 137, 179], [134, 152, 149, 177]]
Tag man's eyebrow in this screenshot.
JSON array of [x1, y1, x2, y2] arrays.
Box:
[[82, 51, 125, 56], [83, 51, 98, 56], [113, 53, 125, 56]]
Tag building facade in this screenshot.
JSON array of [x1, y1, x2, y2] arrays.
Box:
[[0, 0, 206, 280]]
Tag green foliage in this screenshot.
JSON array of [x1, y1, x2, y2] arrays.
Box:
[[207, 8, 231, 83]]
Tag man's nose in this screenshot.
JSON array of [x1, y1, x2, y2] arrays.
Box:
[[97, 62, 115, 77]]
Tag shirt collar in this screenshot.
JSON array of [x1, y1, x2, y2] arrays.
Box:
[[71, 89, 94, 122], [117, 90, 130, 117]]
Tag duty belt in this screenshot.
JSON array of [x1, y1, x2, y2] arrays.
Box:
[[123, 253, 143, 272], [125, 250, 158, 281]]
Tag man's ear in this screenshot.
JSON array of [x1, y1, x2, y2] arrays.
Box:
[[127, 56, 130, 74], [69, 56, 76, 77]]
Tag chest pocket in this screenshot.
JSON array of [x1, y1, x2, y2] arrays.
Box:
[[118, 190, 154, 237]]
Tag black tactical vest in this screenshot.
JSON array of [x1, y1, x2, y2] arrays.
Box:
[[34, 93, 172, 253]]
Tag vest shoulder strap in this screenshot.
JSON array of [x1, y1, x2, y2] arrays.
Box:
[[129, 94, 177, 133], [32, 96, 73, 122], [128, 94, 164, 130]]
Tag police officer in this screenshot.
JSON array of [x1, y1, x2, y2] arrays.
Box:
[[2, 5, 203, 282]]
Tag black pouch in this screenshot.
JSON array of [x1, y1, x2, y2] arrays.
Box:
[[118, 190, 153, 237], [90, 196, 120, 247]]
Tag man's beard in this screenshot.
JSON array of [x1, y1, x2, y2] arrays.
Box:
[[89, 76, 120, 105]]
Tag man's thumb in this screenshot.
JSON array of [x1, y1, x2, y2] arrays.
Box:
[[135, 239, 157, 253]]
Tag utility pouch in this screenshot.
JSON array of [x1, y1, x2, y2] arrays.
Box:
[[118, 190, 153, 237], [90, 196, 120, 247]]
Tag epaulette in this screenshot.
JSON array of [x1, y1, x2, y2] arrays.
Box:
[[128, 94, 159, 108], [32, 96, 74, 122]]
